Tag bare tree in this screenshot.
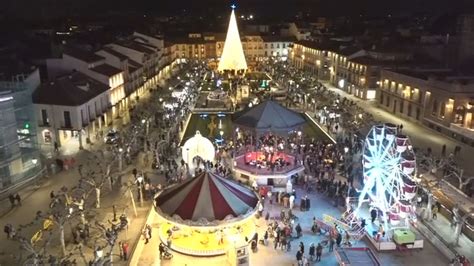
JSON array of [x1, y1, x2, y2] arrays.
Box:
[[452, 206, 474, 246], [78, 152, 115, 209]]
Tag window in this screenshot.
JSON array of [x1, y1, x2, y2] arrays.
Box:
[[271, 44, 274, 49], [283, 43, 286, 48], [454, 106, 465, 123], [418, 91, 423, 104], [399, 101, 404, 113], [380, 94, 384, 104], [386, 96, 390, 107], [440, 101, 446, 118], [408, 104, 412, 117], [41, 109, 49, 125], [64, 111, 71, 128], [265, 44, 268, 48], [432, 100, 438, 116]]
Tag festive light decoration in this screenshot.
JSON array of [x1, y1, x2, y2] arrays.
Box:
[[357, 123, 417, 228], [218, 5, 248, 72]]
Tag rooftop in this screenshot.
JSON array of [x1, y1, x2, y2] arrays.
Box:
[[100, 47, 129, 61], [388, 69, 474, 85], [90, 64, 123, 77], [64, 47, 104, 63], [115, 41, 155, 55], [260, 35, 296, 42], [33, 72, 109, 106], [0, 60, 37, 82]]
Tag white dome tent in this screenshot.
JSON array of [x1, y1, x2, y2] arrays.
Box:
[[182, 131, 215, 174]]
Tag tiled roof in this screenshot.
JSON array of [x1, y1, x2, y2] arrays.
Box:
[[100, 47, 128, 61], [261, 35, 296, 42], [90, 64, 123, 77], [64, 47, 104, 63], [33, 72, 108, 106]]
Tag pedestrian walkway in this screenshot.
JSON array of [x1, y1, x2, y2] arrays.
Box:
[[322, 82, 474, 177], [416, 206, 474, 263]]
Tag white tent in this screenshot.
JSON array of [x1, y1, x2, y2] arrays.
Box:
[[182, 131, 215, 170]]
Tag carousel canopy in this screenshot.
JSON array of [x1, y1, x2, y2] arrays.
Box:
[[156, 171, 258, 222], [233, 100, 306, 133]]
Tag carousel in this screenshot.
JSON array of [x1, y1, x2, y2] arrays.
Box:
[[154, 171, 260, 257], [232, 101, 306, 189]]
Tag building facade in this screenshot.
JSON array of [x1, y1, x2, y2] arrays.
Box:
[[291, 41, 415, 100], [0, 68, 44, 191], [39, 32, 178, 152], [379, 69, 474, 144], [34, 72, 110, 151]]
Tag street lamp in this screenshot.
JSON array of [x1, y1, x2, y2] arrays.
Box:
[[136, 175, 144, 205], [118, 148, 123, 172]]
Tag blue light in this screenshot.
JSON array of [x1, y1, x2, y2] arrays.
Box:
[[231, 4, 236, 9]]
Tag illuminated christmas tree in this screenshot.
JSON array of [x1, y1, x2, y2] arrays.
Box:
[[218, 4, 248, 73]]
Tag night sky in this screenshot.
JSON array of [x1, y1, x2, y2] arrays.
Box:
[[1, 0, 473, 19]]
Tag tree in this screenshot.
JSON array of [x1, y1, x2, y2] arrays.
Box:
[[452, 206, 474, 246], [78, 152, 114, 209], [444, 168, 474, 190]]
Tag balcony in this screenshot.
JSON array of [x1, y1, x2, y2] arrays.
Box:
[[450, 123, 474, 140]]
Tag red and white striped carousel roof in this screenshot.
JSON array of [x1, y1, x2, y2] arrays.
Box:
[[156, 171, 259, 222]]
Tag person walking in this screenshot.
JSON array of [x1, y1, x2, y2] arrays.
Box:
[[316, 243, 323, 262], [143, 225, 151, 244], [159, 242, 166, 258], [329, 235, 335, 252], [15, 194, 21, 206], [432, 204, 439, 220], [4, 224, 11, 239], [308, 243, 315, 261], [299, 241, 305, 254], [54, 141, 59, 153], [121, 242, 129, 260], [296, 249, 303, 265], [8, 194, 15, 208], [442, 144, 446, 157], [370, 208, 377, 223], [336, 232, 342, 247], [295, 223, 302, 238]]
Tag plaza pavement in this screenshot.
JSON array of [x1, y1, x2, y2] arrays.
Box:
[[137, 184, 450, 266]]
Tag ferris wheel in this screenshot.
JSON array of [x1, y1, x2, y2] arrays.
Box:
[[358, 123, 418, 228]]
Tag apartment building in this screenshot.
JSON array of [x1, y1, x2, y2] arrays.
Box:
[[379, 69, 474, 144]]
